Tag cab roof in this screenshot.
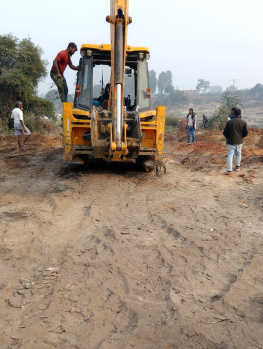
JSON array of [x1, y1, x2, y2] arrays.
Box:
[[80, 44, 150, 54], [80, 44, 150, 67]]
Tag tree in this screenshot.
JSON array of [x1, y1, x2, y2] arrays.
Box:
[[196, 79, 210, 94], [0, 34, 49, 130], [158, 71, 174, 94], [45, 89, 61, 102], [249, 83, 263, 98], [26, 96, 55, 122], [208, 92, 242, 130], [167, 89, 187, 105], [226, 85, 237, 92], [209, 85, 223, 94], [149, 70, 157, 94]]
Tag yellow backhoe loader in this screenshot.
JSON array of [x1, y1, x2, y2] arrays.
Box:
[[63, 0, 165, 171]]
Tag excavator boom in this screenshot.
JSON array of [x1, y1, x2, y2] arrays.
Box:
[[62, 0, 165, 171], [106, 0, 132, 150]]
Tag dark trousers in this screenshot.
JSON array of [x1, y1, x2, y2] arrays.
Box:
[[50, 71, 68, 102]]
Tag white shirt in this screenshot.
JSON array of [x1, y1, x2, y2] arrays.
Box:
[[187, 115, 193, 127], [11, 108, 23, 127]]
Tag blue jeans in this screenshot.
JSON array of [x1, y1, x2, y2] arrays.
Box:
[[187, 126, 195, 143], [227, 144, 243, 171]]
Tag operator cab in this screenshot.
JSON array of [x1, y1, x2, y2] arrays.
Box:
[[74, 44, 151, 113]]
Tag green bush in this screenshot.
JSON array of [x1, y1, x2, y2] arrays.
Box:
[[165, 125, 175, 134], [209, 92, 243, 130], [23, 113, 59, 133], [165, 115, 183, 134], [25, 96, 55, 120], [165, 115, 181, 127]]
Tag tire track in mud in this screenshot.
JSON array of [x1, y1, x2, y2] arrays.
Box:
[[62, 173, 194, 347], [0, 145, 74, 347], [0, 171, 145, 348], [65, 175, 170, 347], [81, 169, 263, 348], [1, 134, 263, 348], [141, 172, 263, 346], [0, 199, 91, 346], [3, 172, 171, 348]]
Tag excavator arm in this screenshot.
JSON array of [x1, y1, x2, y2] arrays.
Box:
[[62, 0, 165, 170], [106, 0, 132, 151]]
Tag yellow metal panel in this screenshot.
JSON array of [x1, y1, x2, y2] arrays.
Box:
[[72, 109, 90, 118], [126, 46, 150, 54], [72, 128, 91, 145], [111, 0, 129, 20], [139, 110, 156, 119], [141, 129, 156, 148], [63, 103, 73, 155], [156, 106, 166, 156], [71, 123, 90, 128], [80, 44, 149, 54], [81, 44, 111, 51], [63, 103, 93, 161], [141, 126, 157, 130]]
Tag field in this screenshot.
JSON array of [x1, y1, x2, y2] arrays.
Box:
[[0, 127, 263, 349], [166, 103, 263, 129]]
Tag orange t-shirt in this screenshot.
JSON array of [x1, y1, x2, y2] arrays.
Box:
[[51, 50, 72, 74]]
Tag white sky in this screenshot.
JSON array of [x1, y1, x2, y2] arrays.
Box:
[[1, 0, 262, 95]]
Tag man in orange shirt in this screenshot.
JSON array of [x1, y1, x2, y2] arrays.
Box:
[[50, 42, 80, 102]]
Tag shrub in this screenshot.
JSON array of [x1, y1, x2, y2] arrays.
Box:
[[208, 92, 243, 130], [165, 115, 181, 127], [165, 115, 182, 134]]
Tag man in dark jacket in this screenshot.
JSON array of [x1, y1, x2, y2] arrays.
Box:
[[223, 108, 248, 175]]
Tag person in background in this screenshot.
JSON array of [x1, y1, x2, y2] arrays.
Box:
[[177, 119, 182, 129], [50, 42, 80, 103], [203, 114, 208, 129], [100, 83, 110, 109], [226, 107, 243, 146], [227, 107, 236, 121], [185, 108, 197, 144], [10, 101, 31, 151], [223, 108, 248, 175]]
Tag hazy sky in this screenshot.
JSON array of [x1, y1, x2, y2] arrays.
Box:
[[1, 0, 262, 95]]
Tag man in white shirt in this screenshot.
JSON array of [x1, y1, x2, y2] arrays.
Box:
[[10, 101, 31, 150]]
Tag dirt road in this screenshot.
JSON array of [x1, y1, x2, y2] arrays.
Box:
[[0, 129, 263, 349]]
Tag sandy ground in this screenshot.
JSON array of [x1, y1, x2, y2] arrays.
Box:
[[0, 128, 263, 349]]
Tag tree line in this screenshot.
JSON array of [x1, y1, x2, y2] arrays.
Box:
[[1, 34, 262, 132], [148, 70, 188, 106], [0, 34, 55, 132]]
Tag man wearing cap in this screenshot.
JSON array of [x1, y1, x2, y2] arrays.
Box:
[[50, 42, 80, 102]]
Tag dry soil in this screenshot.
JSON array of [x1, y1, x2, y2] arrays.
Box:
[[0, 128, 263, 349]]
